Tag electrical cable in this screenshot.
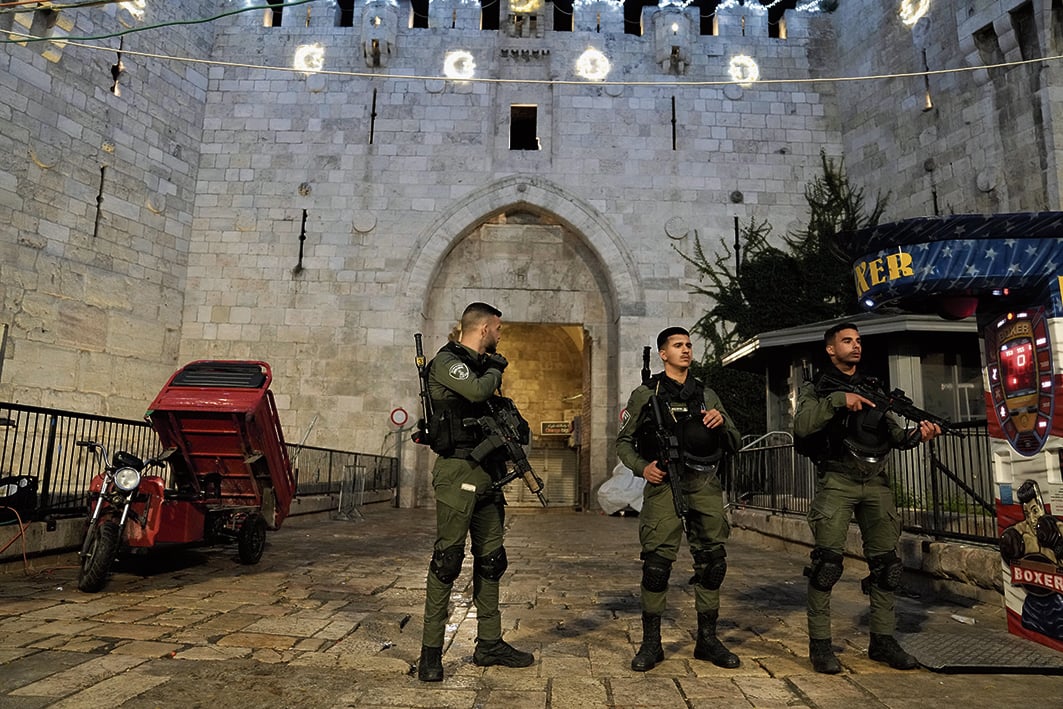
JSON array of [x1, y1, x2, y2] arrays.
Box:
[[11, 26, 1061, 90], [0, 1, 1034, 89], [0, 0, 316, 36]]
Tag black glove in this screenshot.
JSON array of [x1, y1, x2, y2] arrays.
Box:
[[1035, 515, 1063, 556], [485, 352, 508, 373]]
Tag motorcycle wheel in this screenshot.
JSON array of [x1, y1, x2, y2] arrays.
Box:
[[77, 520, 120, 593], [237, 512, 267, 565]]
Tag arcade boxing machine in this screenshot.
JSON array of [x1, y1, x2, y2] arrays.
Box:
[[839, 212, 1063, 656]]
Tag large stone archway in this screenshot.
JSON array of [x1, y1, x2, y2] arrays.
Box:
[[401, 175, 644, 318], [404, 177, 641, 509]]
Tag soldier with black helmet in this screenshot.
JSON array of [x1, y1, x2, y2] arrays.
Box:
[[794, 322, 941, 674], [616, 326, 742, 672], [416, 302, 535, 682]]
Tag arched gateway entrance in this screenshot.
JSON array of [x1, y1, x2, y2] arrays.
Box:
[[402, 177, 642, 509]]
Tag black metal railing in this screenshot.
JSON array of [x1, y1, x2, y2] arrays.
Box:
[[288, 444, 399, 497], [728, 421, 997, 545], [0, 402, 398, 520]]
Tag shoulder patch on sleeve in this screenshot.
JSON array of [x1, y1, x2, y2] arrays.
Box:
[[448, 362, 471, 381]]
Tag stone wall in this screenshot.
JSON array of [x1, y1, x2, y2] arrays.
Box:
[[4, 1, 1059, 508], [832, 0, 1063, 218], [178, 2, 842, 504], [0, 1, 218, 415]]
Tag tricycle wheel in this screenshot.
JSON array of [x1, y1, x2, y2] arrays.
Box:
[[237, 513, 267, 564], [78, 520, 120, 593]]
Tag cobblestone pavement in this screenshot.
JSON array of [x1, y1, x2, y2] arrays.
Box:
[[0, 506, 1060, 708]]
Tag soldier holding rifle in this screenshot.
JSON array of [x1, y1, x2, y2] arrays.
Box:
[[616, 326, 742, 672], [414, 302, 535, 682], [794, 322, 941, 674]]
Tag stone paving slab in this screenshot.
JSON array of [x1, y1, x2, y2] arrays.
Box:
[[1, 506, 1061, 708]]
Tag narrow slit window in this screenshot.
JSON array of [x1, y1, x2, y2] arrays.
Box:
[[510, 105, 540, 151], [337, 0, 355, 27], [265, 0, 283, 27]]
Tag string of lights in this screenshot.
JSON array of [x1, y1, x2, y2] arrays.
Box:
[[9, 24, 1059, 89]]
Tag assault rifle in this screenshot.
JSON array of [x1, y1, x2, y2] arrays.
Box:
[[649, 393, 689, 530], [818, 370, 964, 438], [467, 398, 548, 507], [642, 347, 689, 529], [412, 333, 432, 445]]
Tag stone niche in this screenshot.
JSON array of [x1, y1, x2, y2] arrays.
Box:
[[574, 0, 625, 34], [504, 0, 546, 39], [362, 0, 398, 68], [653, 6, 693, 75]]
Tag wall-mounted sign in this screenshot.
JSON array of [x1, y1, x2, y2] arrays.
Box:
[[540, 421, 571, 436]]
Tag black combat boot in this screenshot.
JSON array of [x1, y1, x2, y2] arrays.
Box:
[[631, 613, 664, 672], [417, 645, 444, 682], [868, 633, 918, 670], [473, 638, 535, 668], [693, 610, 740, 668], [808, 638, 842, 674]]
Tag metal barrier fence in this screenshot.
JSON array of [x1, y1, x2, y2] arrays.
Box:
[[0, 402, 398, 520], [728, 421, 997, 545]]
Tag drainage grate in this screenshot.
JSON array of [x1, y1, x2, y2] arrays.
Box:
[[898, 631, 1063, 674]]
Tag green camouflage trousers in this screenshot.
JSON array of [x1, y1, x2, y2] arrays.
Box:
[[806, 470, 901, 639], [638, 476, 729, 615], [421, 456, 505, 647]]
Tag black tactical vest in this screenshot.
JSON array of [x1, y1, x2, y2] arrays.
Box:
[[814, 370, 892, 463], [427, 342, 494, 454], [635, 373, 722, 471]]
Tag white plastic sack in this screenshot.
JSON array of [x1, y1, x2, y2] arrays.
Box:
[[597, 461, 645, 514]]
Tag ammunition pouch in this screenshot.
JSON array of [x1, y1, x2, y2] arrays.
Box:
[[634, 421, 660, 463], [428, 408, 482, 456]]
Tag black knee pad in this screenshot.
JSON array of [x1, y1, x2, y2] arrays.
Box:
[[693, 547, 727, 590], [867, 550, 903, 591], [430, 545, 465, 584], [805, 548, 844, 592], [640, 552, 673, 593], [474, 546, 508, 581]]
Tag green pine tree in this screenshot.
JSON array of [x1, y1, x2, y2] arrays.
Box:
[[679, 151, 887, 435]]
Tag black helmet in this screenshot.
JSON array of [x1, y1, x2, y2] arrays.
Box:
[[842, 409, 891, 461], [678, 417, 722, 457]]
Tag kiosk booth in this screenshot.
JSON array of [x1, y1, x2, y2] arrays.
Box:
[[839, 212, 1063, 653]]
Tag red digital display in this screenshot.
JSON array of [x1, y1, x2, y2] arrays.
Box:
[[1000, 338, 1036, 397]]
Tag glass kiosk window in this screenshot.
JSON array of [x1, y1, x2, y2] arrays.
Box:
[[1000, 338, 1036, 397]]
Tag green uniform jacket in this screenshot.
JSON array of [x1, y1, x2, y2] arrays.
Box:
[[428, 342, 502, 410], [615, 375, 741, 477], [793, 370, 912, 475]]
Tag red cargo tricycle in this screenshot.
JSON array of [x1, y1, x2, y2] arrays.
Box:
[[77, 361, 296, 592]]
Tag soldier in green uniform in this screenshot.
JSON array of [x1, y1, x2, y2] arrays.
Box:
[[616, 326, 743, 672], [794, 322, 940, 674], [417, 302, 534, 682]]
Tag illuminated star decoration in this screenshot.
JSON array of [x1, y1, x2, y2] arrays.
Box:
[[575, 48, 611, 82], [898, 0, 931, 26], [728, 55, 759, 86], [443, 50, 476, 80], [294, 44, 326, 73]]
